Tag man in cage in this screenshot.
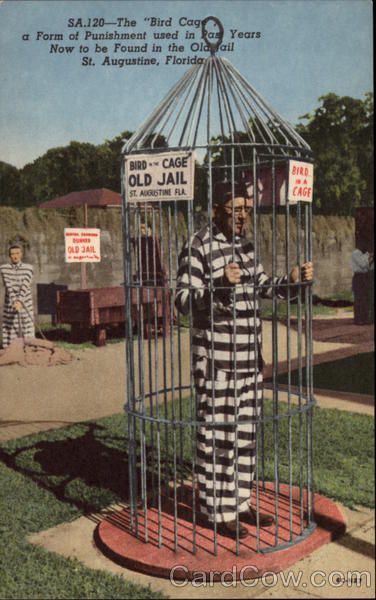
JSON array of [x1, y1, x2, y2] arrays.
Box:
[[175, 180, 313, 540], [0, 244, 35, 348]]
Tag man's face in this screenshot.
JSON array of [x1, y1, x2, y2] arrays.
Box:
[[216, 196, 250, 237], [244, 196, 254, 233], [9, 248, 23, 264]]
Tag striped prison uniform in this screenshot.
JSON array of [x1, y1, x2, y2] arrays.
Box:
[[0, 262, 35, 348], [175, 223, 291, 523]]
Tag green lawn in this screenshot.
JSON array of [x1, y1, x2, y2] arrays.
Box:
[[0, 423, 167, 600], [38, 323, 125, 350], [275, 352, 375, 395], [0, 400, 373, 598], [149, 397, 374, 509], [261, 301, 336, 320], [165, 302, 336, 331]]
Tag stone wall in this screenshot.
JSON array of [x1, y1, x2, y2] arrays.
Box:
[[0, 206, 354, 325], [255, 214, 355, 298]]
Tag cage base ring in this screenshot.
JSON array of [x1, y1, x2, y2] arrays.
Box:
[[94, 483, 346, 580]]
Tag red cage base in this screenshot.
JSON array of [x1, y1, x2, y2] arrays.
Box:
[[95, 483, 346, 580]]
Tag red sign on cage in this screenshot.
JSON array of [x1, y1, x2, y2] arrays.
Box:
[[244, 160, 314, 206], [288, 160, 314, 203]]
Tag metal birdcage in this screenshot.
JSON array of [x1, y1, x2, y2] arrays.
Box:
[[121, 17, 315, 559]]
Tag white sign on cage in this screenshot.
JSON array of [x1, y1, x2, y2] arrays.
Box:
[[288, 160, 314, 203], [124, 150, 195, 202]]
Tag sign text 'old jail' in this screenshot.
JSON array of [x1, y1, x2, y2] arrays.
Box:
[[124, 151, 195, 202]]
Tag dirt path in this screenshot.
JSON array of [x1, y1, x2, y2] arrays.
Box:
[[0, 317, 373, 442]]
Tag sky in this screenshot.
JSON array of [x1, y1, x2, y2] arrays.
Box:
[[0, 0, 373, 169]]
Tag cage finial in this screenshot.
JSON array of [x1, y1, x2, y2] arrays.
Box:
[[201, 16, 224, 54]]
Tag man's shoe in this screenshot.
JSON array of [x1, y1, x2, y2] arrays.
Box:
[[196, 512, 210, 527], [217, 520, 249, 539], [240, 506, 275, 527]]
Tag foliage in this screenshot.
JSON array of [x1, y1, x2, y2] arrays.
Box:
[[0, 132, 133, 209], [296, 92, 373, 215], [0, 93, 373, 215], [199, 94, 373, 215], [0, 161, 21, 207]]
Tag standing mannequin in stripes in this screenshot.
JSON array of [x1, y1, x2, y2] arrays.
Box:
[[175, 181, 313, 539], [0, 244, 35, 348]]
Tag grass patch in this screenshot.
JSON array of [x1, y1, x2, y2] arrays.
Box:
[[0, 396, 373, 597], [176, 303, 335, 329], [322, 290, 353, 302], [309, 406, 374, 507], [274, 352, 375, 395], [0, 324, 98, 351], [0, 422, 166, 599], [261, 301, 335, 320], [46, 339, 97, 351], [38, 323, 124, 351], [147, 397, 374, 509]]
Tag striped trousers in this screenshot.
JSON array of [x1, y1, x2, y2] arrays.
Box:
[[2, 305, 35, 348], [194, 357, 263, 523]]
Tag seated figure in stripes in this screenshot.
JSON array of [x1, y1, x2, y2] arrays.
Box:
[[175, 180, 313, 540], [0, 244, 35, 348]]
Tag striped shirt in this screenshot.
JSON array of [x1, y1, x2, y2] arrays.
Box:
[[175, 223, 290, 372], [0, 261, 35, 346]]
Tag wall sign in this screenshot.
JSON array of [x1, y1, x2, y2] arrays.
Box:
[[64, 228, 101, 262]]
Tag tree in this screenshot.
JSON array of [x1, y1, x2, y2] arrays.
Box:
[[0, 162, 21, 207], [2, 95, 372, 214], [97, 130, 133, 192], [297, 93, 373, 215], [19, 141, 117, 205], [13, 130, 166, 207], [9, 132, 134, 207]]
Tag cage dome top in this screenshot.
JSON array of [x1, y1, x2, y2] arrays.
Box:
[[123, 17, 311, 159]]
